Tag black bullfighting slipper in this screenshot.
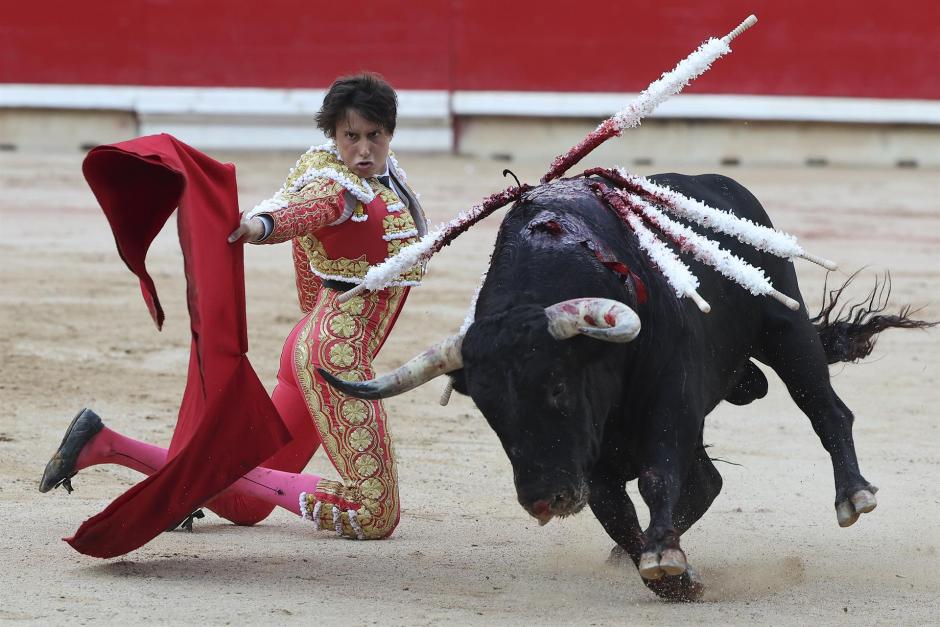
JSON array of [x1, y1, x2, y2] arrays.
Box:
[[166, 509, 206, 533], [39, 408, 104, 494]]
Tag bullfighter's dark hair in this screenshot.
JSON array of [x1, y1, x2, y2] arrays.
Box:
[[316, 73, 398, 138]]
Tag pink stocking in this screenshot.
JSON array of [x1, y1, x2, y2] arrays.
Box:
[[74, 425, 320, 516], [75, 426, 166, 475], [224, 467, 320, 513], [72, 317, 325, 519]]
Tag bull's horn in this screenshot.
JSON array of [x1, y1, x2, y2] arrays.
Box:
[[545, 298, 641, 343], [317, 334, 464, 400]]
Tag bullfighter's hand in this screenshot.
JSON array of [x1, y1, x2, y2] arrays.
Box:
[[227, 217, 265, 243]]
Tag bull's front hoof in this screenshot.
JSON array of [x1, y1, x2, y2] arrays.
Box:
[[836, 486, 878, 527], [643, 566, 703, 602], [638, 552, 663, 579], [659, 548, 688, 576], [638, 548, 687, 579]]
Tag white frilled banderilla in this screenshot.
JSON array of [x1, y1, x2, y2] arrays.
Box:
[[333, 13, 840, 404], [339, 13, 835, 313]]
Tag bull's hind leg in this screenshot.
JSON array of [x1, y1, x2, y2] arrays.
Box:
[[761, 316, 878, 526]]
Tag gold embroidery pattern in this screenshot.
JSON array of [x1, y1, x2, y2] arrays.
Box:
[[299, 211, 423, 282], [373, 180, 404, 212], [328, 313, 357, 338], [367, 288, 407, 356], [327, 343, 355, 368], [340, 399, 368, 424], [353, 453, 380, 477], [380, 192, 422, 284], [287, 151, 367, 194], [387, 238, 416, 256], [386, 236, 423, 284], [294, 286, 409, 539], [283, 158, 423, 283], [347, 427, 374, 452], [359, 478, 384, 500], [302, 485, 374, 538], [340, 296, 365, 316], [383, 213, 412, 234], [300, 236, 371, 281], [289, 178, 345, 204], [292, 239, 321, 313], [266, 191, 343, 245]]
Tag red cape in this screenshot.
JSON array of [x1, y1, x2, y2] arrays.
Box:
[[68, 134, 290, 558]]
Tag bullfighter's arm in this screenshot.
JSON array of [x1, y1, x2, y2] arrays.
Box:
[[253, 179, 346, 245]]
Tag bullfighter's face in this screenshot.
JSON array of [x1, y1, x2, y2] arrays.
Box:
[[335, 108, 392, 180]]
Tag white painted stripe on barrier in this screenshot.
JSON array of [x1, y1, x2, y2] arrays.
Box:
[[452, 91, 940, 125], [0, 84, 450, 119], [3, 85, 939, 131], [137, 118, 453, 151]]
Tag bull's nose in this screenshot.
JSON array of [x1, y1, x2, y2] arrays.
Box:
[[515, 473, 588, 522], [527, 498, 555, 526], [524, 491, 576, 523], [531, 499, 552, 517], [547, 492, 572, 510]]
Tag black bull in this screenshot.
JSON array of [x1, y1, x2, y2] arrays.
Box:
[[322, 174, 931, 601]]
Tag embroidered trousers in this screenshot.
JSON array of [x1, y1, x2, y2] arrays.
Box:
[[284, 285, 409, 539]]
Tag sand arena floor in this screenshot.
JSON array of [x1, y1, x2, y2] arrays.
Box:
[[1, 149, 938, 624]]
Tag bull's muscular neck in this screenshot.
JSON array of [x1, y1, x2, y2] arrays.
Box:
[[475, 178, 700, 402], [479, 179, 653, 313]]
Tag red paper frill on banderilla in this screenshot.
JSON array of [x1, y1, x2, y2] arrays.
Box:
[[69, 134, 291, 558]]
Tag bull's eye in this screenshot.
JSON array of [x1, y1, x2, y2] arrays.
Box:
[[551, 382, 566, 398]]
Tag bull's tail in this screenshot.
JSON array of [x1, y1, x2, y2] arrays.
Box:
[[811, 271, 936, 365]]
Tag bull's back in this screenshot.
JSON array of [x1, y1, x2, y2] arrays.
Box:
[[491, 174, 798, 404], [646, 172, 800, 300], [647, 173, 774, 228], [644, 173, 805, 408]]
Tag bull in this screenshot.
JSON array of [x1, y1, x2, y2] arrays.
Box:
[[320, 173, 931, 601]]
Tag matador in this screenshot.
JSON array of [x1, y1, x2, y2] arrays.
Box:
[[40, 73, 427, 544]]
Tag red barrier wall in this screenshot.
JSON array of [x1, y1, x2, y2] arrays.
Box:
[[2, 0, 938, 99]]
